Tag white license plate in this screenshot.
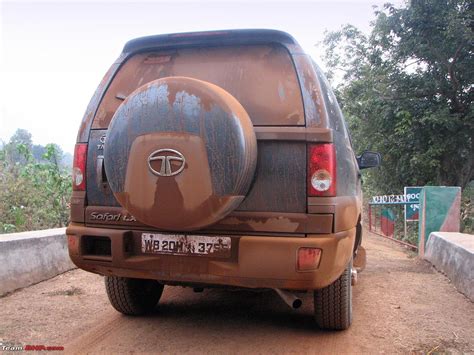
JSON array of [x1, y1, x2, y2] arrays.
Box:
[[141, 233, 231, 258]]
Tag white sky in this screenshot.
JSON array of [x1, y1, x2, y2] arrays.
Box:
[[0, 0, 404, 154]]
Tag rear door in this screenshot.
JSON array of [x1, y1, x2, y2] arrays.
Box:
[[86, 43, 308, 228]]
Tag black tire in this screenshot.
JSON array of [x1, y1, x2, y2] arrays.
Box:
[[105, 276, 164, 316], [314, 260, 352, 330]]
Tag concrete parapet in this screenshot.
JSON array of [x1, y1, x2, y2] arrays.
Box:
[[0, 228, 75, 296], [425, 232, 474, 302]]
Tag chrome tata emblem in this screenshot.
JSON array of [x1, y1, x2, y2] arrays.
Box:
[[147, 149, 185, 177]]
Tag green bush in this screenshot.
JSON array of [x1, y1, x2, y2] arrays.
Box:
[[0, 142, 71, 233]]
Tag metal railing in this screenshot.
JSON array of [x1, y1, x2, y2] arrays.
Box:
[[368, 201, 418, 250]]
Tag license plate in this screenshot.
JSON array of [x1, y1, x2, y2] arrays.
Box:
[[141, 233, 231, 258]]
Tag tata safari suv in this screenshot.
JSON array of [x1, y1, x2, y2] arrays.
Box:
[[66, 29, 380, 330]]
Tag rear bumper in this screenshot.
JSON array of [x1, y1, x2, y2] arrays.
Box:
[[66, 223, 355, 290]]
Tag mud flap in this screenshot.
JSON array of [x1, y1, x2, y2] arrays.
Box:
[[353, 245, 366, 272]]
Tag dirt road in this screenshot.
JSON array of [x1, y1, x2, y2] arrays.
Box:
[[1, 232, 473, 354]]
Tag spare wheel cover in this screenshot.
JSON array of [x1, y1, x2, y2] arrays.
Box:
[[104, 76, 257, 230]]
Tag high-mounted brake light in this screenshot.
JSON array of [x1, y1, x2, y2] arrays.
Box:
[[170, 31, 228, 38], [308, 144, 336, 197], [73, 143, 87, 191]]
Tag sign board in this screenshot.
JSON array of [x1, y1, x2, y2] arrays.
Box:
[[404, 187, 421, 221], [372, 195, 406, 204], [371, 194, 418, 204], [418, 186, 461, 256]]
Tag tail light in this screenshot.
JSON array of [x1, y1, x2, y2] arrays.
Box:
[[73, 143, 87, 191], [308, 143, 336, 197]]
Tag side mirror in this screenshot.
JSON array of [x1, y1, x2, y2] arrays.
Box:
[[357, 151, 381, 169]]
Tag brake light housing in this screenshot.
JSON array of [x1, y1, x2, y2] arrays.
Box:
[[308, 143, 336, 196], [73, 143, 87, 191]]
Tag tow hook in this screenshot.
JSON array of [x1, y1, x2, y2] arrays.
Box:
[[273, 289, 302, 309], [351, 268, 358, 286]]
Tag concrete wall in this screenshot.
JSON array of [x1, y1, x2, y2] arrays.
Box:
[[0, 228, 75, 296], [425, 232, 474, 302]]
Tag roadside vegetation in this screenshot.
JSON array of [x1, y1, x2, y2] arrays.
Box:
[[320, 0, 472, 233], [0, 129, 72, 233]]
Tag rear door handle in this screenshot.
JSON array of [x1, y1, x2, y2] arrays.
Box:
[[96, 155, 106, 187]]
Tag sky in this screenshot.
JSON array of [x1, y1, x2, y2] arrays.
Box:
[[0, 0, 405, 154]]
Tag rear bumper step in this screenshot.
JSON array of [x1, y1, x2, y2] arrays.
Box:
[[66, 223, 355, 290]]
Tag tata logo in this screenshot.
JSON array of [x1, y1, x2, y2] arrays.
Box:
[[147, 149, 185, 177]]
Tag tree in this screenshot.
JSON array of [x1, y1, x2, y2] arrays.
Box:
[[321, 0, 473, 194], [9, 128, 33, 148], [32, 144, 46, 162], [5, 128, 33, 165]]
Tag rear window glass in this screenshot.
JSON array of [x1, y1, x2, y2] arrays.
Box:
[[92, 44, 304, 128], [313, 61, 349, 138]]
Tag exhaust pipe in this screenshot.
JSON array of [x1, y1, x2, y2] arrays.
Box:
[[273, 289, 302, 309]]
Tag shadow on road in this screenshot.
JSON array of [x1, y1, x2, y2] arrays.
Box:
[[149, 288, 318, 332]]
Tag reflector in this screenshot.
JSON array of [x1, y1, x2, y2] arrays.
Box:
[[297, 247, 322, 271]]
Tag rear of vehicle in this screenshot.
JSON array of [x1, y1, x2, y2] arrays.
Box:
[[67, 30, 361, 330]]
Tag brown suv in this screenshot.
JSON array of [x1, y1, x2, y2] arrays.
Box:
[[66, 29, 380, 330]]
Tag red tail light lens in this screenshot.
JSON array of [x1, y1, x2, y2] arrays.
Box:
[[308, 144, 336, 197], [73, 143, 87, 191]]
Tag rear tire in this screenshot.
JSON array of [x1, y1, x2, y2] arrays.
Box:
[[105, 276, 164, 316], [314, 260, 352, 330]]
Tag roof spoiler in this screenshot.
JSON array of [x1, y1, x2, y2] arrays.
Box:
[[123, 29, 301, 54]]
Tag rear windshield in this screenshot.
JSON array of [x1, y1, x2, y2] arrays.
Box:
[[92, 44, 304, 128]]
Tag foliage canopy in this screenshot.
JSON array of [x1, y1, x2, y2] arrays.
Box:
[[321, 0, 473, 194]]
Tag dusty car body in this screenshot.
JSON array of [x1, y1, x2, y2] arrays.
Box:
[[66, 29, 380, 330]]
